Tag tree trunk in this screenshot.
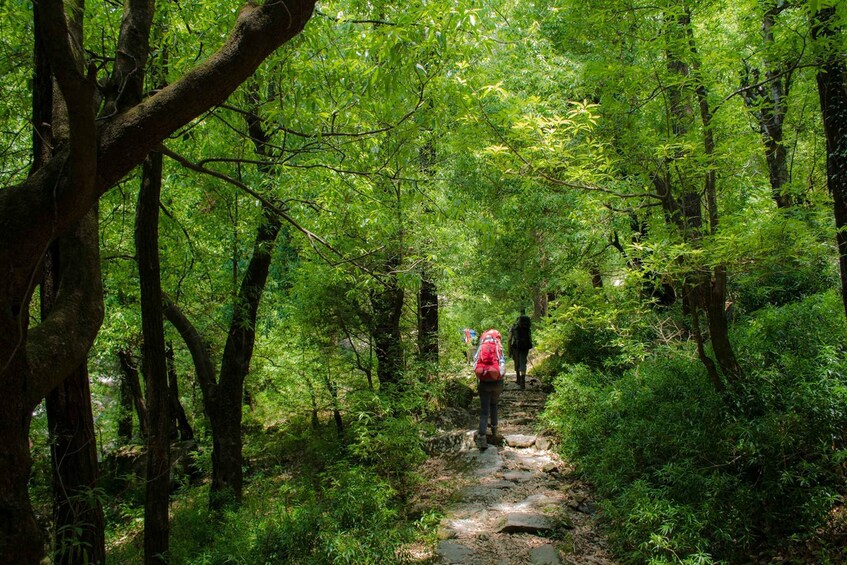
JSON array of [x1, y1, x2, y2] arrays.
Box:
[[166, 344, 194, 441], [741, 3, 793, 209], [45, 363, 106, 565], [118, 359, 135, 443], [812, 6, 847, 320], [163, 206, 281, 511], [372, 257, 404, 387], [42, 244, 106, 565], [34, 4, 105, 560], [118, 347, 148, 439], [211, 206, 281, 509], [136, 151, 171, 564], [417, 275, 439, 363]]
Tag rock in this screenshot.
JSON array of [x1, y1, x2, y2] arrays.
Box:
[[424, 430, 477, 454], [577, 501, 596, 515], [437, 540, 473, 563], [445, 379, 476, 409], [542, 462, 559, 474], [530, 543, 562, 564], [502, 470, 537, 482], [438, 526, 457, 540], [504, 434, 537, 448], [473, 445, 504, 476], [497, 512, 554, 535], [535, 437, 553, 451]]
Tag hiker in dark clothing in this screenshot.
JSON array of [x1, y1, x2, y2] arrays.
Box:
[[510, 309, 533, 389]]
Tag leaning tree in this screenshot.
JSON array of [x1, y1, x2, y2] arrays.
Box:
[[0, 1, 316, 562]]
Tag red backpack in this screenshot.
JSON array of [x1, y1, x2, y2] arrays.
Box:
[[474, 335, 502, 381]]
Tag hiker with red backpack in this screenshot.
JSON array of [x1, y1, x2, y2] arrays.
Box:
[[473, 329, 506, 450]]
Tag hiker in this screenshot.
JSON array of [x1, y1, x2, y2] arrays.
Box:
[[510, 308, 533, 389], [473, 328, 506, 450], [461, 327, 478, 364]]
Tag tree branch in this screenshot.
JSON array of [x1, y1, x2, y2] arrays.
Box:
[[162, 295, 217, 399], [26, 208, 103, 409]]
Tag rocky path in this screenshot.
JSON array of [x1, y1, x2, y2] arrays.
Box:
[[417, 375, 617, 565]]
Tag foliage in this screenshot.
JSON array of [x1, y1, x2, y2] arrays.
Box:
[[543, 291, 847, 563]]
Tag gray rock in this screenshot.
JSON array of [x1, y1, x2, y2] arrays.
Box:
[[577, 501, 596, 514], [530, 544, 562, 564], [424, 430, 477, 454], [505, 434, 537, 448], [542, 462, 559, 474], [437, 540, 473, 563], [502, 470, 537, 482], [497, 512, 554, 535], [535, 437, 553, 451]]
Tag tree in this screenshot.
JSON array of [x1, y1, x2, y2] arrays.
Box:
[[0, 1, 315, 561], [811, 3, 847, 319]]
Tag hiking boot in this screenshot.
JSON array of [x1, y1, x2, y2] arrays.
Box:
[[475, 434, 488, 450], [491, 426, 499, 442]]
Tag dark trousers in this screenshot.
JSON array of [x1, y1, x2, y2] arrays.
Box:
[[513, 348, 529, 387], [478, 380, 504, 436]]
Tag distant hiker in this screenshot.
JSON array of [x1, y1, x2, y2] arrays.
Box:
[[510, 309, 533, 389], [461, 327, 478, 364], [473, 328, 506, 450]]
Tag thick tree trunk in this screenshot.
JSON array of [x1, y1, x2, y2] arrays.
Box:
[[417, 275, 439, 363], [812, 7, 847, 320], [45, 364, 106, 565], [136, 151, 171, 564], [42, 244, 106, 565], [33, 4, 105, 560]]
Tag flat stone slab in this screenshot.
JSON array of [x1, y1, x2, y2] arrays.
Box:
[[459, 481, 515, 502], [471, 445, 504, 476], [505, 434, 538, 448], [426, 430, 477, 454], [437, 540, 474, 563], [496, 512, 554, 535], [502, 469, 538, 482], [530, 544, 562, 564]]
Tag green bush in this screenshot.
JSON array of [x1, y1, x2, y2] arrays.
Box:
[[542, 292, 847, 563]]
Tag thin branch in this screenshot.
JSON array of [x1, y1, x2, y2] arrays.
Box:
[[160, 146, 383, 279]]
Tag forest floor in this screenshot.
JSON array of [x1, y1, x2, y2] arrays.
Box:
[[406, 372, 618, 564]]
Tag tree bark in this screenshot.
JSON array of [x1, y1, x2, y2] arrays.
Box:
[[136, 151, 171, 564], [417, 275, 439, 363], [741, 3, 793, 209], [41, 232, 106, 565], [118, 356, 135, 443], [812, 6, 847, 320], [166, 344, 194, 441], [118, 347, 148, 439], [372, 256, 404, 388]]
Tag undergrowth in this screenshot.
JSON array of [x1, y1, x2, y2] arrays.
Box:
[[541, 291, 847, 564]]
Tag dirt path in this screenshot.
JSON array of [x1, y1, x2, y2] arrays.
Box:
[[416, 374, 618, 565]]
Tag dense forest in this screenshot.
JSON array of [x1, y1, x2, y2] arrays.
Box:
[[1, 0, 846, 563]]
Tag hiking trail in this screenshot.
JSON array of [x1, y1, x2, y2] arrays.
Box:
[[410, 373, 618, 564]]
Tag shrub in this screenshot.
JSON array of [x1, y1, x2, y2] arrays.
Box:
[[542, 292, 847, 563]]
